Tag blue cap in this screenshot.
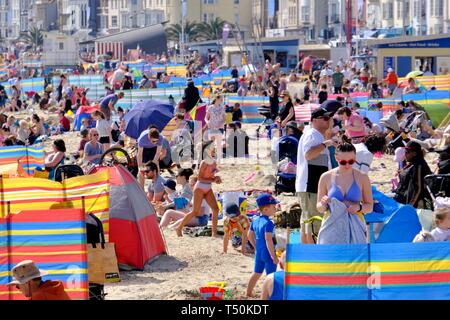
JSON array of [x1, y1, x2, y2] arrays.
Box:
[[164, 179, 176, 191], [256, 193, 279, 207], [225, 203, 240, 218]]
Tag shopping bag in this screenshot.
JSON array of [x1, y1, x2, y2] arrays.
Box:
[[86, 214, 121, 284]]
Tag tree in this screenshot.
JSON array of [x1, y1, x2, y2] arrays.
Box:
[[198, 17, 232, 41], [165, 21, 202, 43], [20, 27, 44, 51]]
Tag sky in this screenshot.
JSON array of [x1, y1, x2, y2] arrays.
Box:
[[268, 0, 275, 16]]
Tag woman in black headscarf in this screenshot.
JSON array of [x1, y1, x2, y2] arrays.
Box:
[[394, 141, 433, 209]]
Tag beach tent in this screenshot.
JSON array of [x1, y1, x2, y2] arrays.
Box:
[[92, 165, 166, 270], [74, 105, 100, 131]]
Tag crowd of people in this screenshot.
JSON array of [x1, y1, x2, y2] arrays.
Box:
[[0, 47, 449, 301]]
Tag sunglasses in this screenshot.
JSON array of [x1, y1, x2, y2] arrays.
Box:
[[316, 115, 330, 121], [339, 159, 355, 166], [92, 133, 99, 136]]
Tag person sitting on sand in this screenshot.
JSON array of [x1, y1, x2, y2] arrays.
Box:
[[261, 251, 286, 300], [223, 203, 250, 255], [7, 260, 70, 300], [58, 110, 70, 133], [247, 193, 280, 297], [176, 141, 221, 237], [160, 174, 210, 230], [143, 161, 166, 203], [28, 114, 47, 145], [430, 207, 450, 242], [16, 120, 30, 145], [44, 139, 66, 172], [393, 141, 432, 209], [83, 128, 104, 165], [75, 129, 90, 160]]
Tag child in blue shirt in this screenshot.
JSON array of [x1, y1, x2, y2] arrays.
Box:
[[247, 193, 279, 297]]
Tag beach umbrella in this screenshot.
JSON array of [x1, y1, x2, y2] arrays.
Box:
[[406, 70, 423, 78], [123, 100, 174, 139]]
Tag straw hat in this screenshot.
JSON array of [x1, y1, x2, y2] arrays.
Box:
[[7, 260, 47, 285]]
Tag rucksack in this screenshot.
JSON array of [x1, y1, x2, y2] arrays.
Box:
[[273, 202, 302, 228]]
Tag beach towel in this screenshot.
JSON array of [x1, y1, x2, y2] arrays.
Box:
[[317, 198, 366, 244]]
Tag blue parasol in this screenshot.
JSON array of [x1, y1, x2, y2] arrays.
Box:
[[123, 100, 174, 139]]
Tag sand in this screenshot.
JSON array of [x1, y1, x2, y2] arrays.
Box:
[[9, 112, 436, 300]]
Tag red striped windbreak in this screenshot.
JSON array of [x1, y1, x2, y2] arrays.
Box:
[[95, 41, 123, 62]]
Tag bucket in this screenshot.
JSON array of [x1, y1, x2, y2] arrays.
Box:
[[199, 282, 225, 300]]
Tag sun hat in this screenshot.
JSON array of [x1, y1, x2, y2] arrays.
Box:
[[7, 260, 47, 286]]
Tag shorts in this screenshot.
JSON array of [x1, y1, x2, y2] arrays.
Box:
[[298, 192, 323, 235], [254, 254, 277, 274], [99, 136, 110, 144]]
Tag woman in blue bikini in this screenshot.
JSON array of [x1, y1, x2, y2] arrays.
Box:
[[316, 142, 373, 222]]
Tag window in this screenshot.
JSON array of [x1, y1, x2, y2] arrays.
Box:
[[436, 0, 444, 16], [234, 0, 239, 4], [122, 14, 128, 27], [405, 1, 410, 21], [396, 1, 402, 19], [59, 42, 64, 50], [112, 16, 118, 27], [383, 1, 393, 19], [301, 6, 309, 22], [430, 0, 435, 16]]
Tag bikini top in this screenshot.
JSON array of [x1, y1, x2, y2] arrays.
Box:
[[328, 170, 362, 204]]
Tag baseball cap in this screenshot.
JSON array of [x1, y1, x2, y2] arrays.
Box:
[[388, 68, 394, 72], [164, 179, 176, 191], [256, 193, 279, 207], [225, 203, 241, 218], [311, 107, 332, 121]]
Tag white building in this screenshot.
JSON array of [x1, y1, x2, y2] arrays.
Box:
[[0, 0, 9, 40], [61, 0, 91, 35]]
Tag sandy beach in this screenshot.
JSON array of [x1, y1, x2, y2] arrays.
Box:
[[29, 117, 436, 300]]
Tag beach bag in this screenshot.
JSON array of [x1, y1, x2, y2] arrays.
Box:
[[87, 214, 120, 284], [273, 203, 302, 228]]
